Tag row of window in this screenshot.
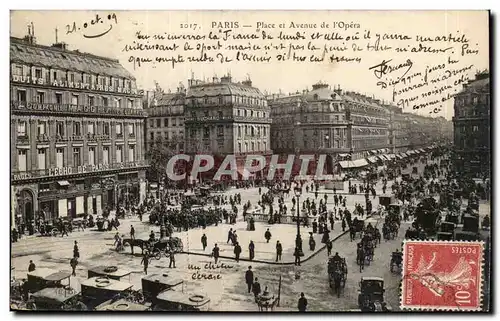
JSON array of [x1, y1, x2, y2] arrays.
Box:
[[454, 94, 489, 107], [352, 138, 386, 150], [16, 145, 136, 172], [12, 64, 135, 91], [15, 89, 138, 108], [149, 131, 184, 141], [16, 120, 136, 138], [271, 102, 344, 115], [188, 96, 267, 107], [149, 117, 182, 128], [189, 109, 268, 119], [236, 141, 268, 153]]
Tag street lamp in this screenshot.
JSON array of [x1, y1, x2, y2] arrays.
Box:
[[294, 186, 304, 256]]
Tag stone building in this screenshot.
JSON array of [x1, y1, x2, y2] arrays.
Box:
[[145, 85, 186, 153], [270, 84, 390, 172], [453, 71, 490, 176], [10, 30, 147, 230], [184, 74, 272, 178]]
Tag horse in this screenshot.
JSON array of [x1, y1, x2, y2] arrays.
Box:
[[122, 238, 147, 255], [332, 268, 344, 298]]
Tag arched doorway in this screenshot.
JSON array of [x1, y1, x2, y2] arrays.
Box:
[[17, 189, 34, 234]]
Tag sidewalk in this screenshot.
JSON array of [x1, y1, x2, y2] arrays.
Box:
[[163, 215, 379, 265]]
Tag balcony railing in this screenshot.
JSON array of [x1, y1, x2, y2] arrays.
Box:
[[185, 115, 272, 124], [16, 135, 30, 144], [37, 134, 49, 142], [11, 101, 146, 118], [11, 161, 148, 181]]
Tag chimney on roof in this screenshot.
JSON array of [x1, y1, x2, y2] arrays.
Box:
[[220, 75, 232, 84], [334, 85, 342, 95], [212, 76, 219, 83], [24, 22, 37, 44]]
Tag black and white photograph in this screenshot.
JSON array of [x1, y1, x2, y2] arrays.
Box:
[[8, 10, 491, 312]]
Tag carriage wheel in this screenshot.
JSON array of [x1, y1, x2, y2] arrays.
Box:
[[51, 228, 59, 237], [153, 250, 161, 260]]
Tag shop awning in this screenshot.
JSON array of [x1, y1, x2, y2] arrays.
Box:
[[396, 154, 404, 159], [387, 154, 396, 159], [407, 150, 415, 155], [367, 156, 379, 163], [418, 148, 426, 153], [57, 181, 70, 186], [377, 149, 384, 153], [339, 159, 369, 168], [380, 155, 391, 161]]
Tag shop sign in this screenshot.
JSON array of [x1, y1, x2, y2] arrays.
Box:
[[48, 163, 140, 177], [12, 162, 143, 181], [11, 101, 146, 117], [13, 172, 32, 180], [11, 75, 137, 95]]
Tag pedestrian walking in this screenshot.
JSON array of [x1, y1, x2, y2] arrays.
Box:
[[28, 260, 36, 272], [201, 233, 207, 251], [248, 241, 255, 261], [326, 241, 333, 256], [342, 219, 346, 232], [60, 222, 68, 237], [169, 249, 176, 268], [294, 247, 301, 266], [234, 242, 242, 262], [227, 228, 233, 244], [264, 228, 272, 243], [298, 292, 308, 312], [130, 225, 135, 240], [245, 266, 254, 293], [252, 277, 261, 300], [140, 251, 149, 275], [330, 216, 335, 231], [276, 241, 283, 262], [212, 244, 220, 264], [73, 241, 80, 259], [70, 257, 78, 276]]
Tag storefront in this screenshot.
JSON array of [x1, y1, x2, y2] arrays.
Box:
[[11, 163, 148, 226]]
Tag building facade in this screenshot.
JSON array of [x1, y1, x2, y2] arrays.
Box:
[[270, 83, 453, 173], [270, 84, 390, 173], [145, 87, 186, 153], [452, 71, 490, 176], [10, 33, 147, 230], [184, 75, 272, 178]]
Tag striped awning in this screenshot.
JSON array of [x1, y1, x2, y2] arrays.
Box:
[[339, 159, 369, 168], [367, 156, 379, 163]]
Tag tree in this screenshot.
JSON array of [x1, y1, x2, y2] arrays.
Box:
[[146, 135, 183, 185]]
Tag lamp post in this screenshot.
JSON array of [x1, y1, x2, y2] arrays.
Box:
[[294, 186, 304, 256]]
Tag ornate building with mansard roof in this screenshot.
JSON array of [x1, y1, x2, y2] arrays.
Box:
[[184, 74, 272, 178], [10, 29, 147, 231]]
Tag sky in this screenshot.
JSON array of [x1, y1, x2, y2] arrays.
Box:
[[10, 10, 489, 120]]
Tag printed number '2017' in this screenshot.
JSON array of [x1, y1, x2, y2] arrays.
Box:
[[180, 24, 198, 30]]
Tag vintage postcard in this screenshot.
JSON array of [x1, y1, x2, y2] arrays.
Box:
[[9, 10, 491, 312]]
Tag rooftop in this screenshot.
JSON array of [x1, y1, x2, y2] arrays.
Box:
[[10, 36, 135, 80]]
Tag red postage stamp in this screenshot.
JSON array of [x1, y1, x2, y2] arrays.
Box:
[[401, 241, 484, 311]]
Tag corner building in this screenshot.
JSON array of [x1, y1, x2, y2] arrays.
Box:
[[185, 75, 272, 179], [10, 34, 147, 229], [452, 71, 490, 176]]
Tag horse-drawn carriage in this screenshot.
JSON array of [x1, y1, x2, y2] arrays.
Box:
[[152, 237, 184, 260], [350, 218, 365, 239], [356, 241, 374, 272], [390, 251, 403, 273], [328, 257, 348, 297], [357, 277, 390, 311], [38, 221, 59, 237], [96, 217, 111, 231]]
